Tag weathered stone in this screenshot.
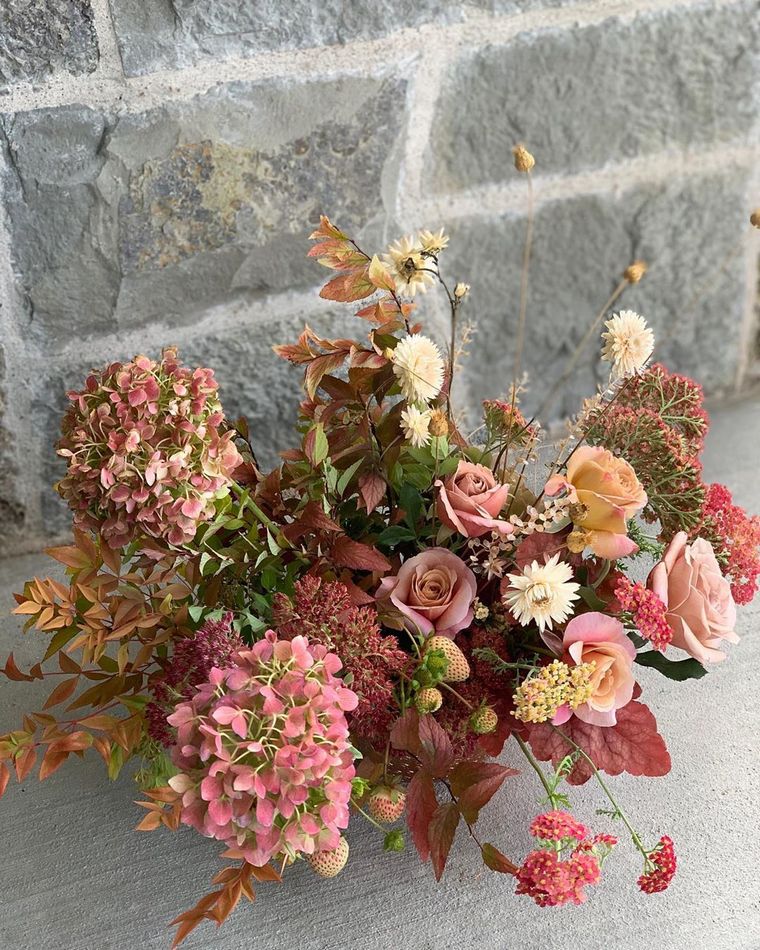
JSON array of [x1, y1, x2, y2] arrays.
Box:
[[0, 75, 405, 350], [0, 0, 98, 90], [444, 171, 751, 426], [0, 344, 25, 550], [109, 0, 477, 76], [429, 3, 760, 192]]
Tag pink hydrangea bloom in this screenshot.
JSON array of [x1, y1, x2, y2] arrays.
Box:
[[167, 631, 358, 867], [56, 348, 242, 548]]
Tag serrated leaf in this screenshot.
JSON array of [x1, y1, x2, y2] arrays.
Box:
[[429, 802, 460, 881], [481, 842, 518, 875]]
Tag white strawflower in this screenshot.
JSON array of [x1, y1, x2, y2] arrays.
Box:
[[383, 235, 436, 296], [392, 334, 445, 404], [400, 405, 432, 448], [601, 310, 654, 378], [418, 228, 449, 255], [503, 553, 580, 633]]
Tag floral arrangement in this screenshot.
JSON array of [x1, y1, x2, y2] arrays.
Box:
[[3, 147, 759, 946]]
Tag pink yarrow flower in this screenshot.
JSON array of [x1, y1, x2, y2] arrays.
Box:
[[167, 631, 358, 867]]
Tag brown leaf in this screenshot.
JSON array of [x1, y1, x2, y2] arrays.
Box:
[[331, 536, 391, 574], [45, 545, 91, 570], [418, 714, 454, 778], [42, 676, 79, 709], [449, 761, 518, 824], [3, 654, 34, 682], [481, 842, 518, 875], [429, 802, 460, 881], [406, 768, 438, 863], [359, 472, 387, 513]]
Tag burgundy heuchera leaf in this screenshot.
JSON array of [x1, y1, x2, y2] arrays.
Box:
[[405, 768, 438, 862], [527, 699, 671, 785], [428, 802, 460, 880]]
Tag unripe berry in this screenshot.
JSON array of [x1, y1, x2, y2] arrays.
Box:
[[426, 635, 470, 683], [415, 687, 443, 714], [470, 705, 499, 735], [307, 836, 349, 877], [368, 786, 407, 823]]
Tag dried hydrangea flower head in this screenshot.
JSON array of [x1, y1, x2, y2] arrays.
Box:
[[167, 631, 358, 868], [56, 347, 242, 548]]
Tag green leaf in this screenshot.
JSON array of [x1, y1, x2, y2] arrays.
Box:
[[635, 650, 707, 681], [108, 744, 124, 781], [430, 436, 450, 460], [398, 482, 423, 531], [377, 525, 417, 547], [578, 586, 608, 611], [313, 423, 329, 466], [188, 604, 205, 623], [337, 458, 363, 497]]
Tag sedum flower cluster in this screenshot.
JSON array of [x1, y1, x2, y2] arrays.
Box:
[[167, 632, 358, 867], [56, 347, 242, 548]]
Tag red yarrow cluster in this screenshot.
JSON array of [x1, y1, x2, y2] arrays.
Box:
[[615, 577, 673, 651], [638, 835, 677, 894], [146, 613, 244, 746], [272, 576, 410, 749], [516, 812, 617, 907], [56, 347, 242, 548], [698, 483, 760, 606]]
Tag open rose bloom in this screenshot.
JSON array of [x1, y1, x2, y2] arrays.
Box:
[[650, 532, 739, 664], [5, 211, 759, 943]]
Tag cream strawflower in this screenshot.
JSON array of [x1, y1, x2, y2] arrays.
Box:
[[601, 310, 655, 378], [392, 334, 445, 404], [400, 405, 432, 448], [418, 228, 449, 255], [504, 553, 580, 633], [384, 235, 436, 296]]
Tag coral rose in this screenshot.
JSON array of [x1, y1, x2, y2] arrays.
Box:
[[545, 446, 646, 559], [435, 461, 514, 538], [377, 547, 477, 638], [649, 532, 738, 664], [555, 612, 636, 727]]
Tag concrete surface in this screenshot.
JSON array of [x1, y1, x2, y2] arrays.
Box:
[[0, 396, 758, 950]]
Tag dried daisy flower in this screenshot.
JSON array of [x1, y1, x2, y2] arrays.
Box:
[[601, 310, 655, 378], [503, 553, 580, 632], [418, 228, 449, 255], [392, 334, 445, 404], [401, 404, 433, 448], [383, 235, 437, 295]]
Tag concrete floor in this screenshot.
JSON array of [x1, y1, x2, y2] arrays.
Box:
[[0, 397, 758, 950]]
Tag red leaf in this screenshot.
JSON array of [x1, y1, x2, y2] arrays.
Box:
[[418, 714, 454, 778], [331, 536, 391, 574], [527, 700, 671, 785], [477, 697, 524, 757], [481, 843, 518, 875], [428, 802, 460, 881], [3, 653, 34, 682], [406, 768, 438, 863], [358, 472, 387, 514], [390, 708, 422, 758], [304, 351, 348, 400], [449, 761, 518, 824], [319, 268, 374, 303]]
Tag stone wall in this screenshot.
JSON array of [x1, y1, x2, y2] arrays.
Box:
[[1, 0, 759, 554]]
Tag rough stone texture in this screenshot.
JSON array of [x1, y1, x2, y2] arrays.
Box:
[[0, 75, 405, 350], [0, 346, 24, 540], [445, 170, 751, 424], [0, 396, 758, 949], [429, 2, 760, 192], [109, 0, 476, 76], [0, 0, 98, 90]]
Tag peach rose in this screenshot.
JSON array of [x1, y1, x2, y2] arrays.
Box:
[[545, 446, 647, 559], [377, 547, 477, 638], [555, 612, 636, 727], [435, 461, 513, 538], [649, 532, 738, 664]]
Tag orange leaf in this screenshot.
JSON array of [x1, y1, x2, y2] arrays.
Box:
[[45, 545, 91, 570], [0, 762, 9, 798], [42, 676, 79, 709], [38, 745, 68, 781], [319, 268, 374, 303], [136, 811, 163, 832], [14, 745, 36, 782]]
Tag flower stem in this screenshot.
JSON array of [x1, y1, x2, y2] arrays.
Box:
[[514, 733, 556, 805]]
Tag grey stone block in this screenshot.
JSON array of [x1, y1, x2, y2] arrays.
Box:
[[0, 345, 24, 545], [0, 75, 406, 350], [429, 2, 760, 192], [109, 0, 475, 76], [0, 0, 98, 90], [441, 170, 751, 427]]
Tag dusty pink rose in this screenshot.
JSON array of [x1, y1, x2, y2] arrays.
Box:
[[377, 547, 477, 638], [555, 612, 636, 727], [649, 532, 738, 664], [435, 461, 513, 538]]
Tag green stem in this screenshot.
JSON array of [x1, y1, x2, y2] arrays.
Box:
[[352, 801, 387, 835], [548, 725, 649, 859], [514, 734, 556, 805]]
